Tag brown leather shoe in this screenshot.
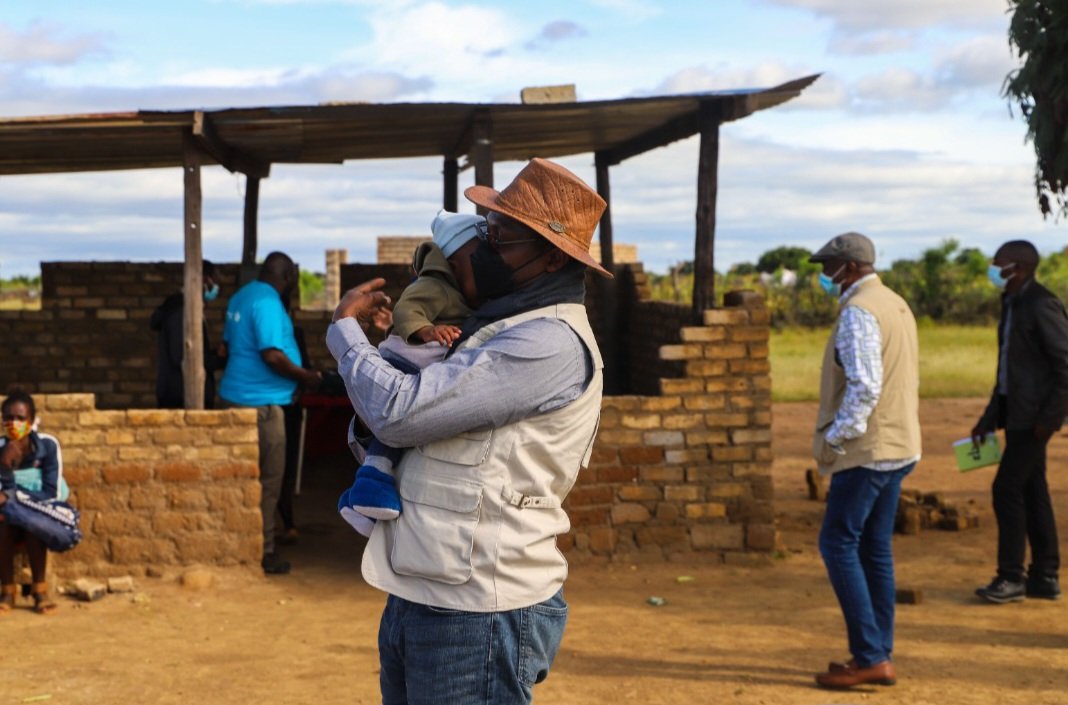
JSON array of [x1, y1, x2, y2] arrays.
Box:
[[827, 658, 857, 673], [816, 660, 896, 689]]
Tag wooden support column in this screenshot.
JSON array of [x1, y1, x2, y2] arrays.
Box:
[[471, 112, 494, 215], [240, 175, 260, 285], [693, 103, 721, 321], [594, 151, 621, 394], [443, 157, 459, 212], [182, 132, 205, 410]]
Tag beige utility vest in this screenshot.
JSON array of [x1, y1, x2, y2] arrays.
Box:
[[361, 303, 604, 611], [813, 277, 921, 475]]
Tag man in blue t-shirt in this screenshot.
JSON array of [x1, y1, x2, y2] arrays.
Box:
[[220, 251, 321, 575]]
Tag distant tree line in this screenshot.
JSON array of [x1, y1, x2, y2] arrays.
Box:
[[650, 241, 1068, 328]]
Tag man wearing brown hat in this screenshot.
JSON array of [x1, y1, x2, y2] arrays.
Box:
[[809, 232, 921, 690], [327, 158, 608, 704]]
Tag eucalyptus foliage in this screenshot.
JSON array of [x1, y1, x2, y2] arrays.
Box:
[[1004, 1, 1068, 218]]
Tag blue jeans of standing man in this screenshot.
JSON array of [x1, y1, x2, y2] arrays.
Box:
[[378, 590, 568, 705], [819, 463, 915, 668]]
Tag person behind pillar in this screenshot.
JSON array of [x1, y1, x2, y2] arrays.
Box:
[[971, 240, 1068, 604], [150, 260, 225, 409], [809, 232, 921, 690], [219, 252, 321, 575], [327, 158, 608, 705]]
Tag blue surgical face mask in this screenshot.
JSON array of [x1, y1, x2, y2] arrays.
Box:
[[987, 263, 1015, 289], [203, 282, 220, 302], [818, 265, 845, 297]]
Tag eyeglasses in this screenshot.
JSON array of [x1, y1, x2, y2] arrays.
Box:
[[476, 220, 540, 250]]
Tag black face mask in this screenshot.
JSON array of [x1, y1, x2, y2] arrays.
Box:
[[470, 240, 548, 302]]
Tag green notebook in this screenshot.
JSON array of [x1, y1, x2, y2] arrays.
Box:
[[953, 435, 1001, 472]]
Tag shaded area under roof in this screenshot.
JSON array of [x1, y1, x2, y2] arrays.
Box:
[[0, 75, 818, 176]]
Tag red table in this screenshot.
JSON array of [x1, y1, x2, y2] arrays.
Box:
[[300, 393, 354, 459]]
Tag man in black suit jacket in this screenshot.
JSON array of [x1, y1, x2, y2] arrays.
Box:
[[972, 240, 1068, 603]]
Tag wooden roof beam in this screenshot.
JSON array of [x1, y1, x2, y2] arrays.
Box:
[[601, 110, 699, 166], [191, 111, 271, 178]]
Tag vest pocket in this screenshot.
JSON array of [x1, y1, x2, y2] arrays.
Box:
[[418, 428, 493, 466], [390, 473, 483, 585]]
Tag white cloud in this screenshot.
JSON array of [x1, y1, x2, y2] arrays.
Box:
[[935, 35, 1015, 90], [827, 29, 916, 56], [0, 21, 107, 66], [761, 0, 1005, 32]]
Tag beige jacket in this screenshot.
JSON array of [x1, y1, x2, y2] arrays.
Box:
[[813, 276, 921, 474], [361, 303, 604, 611]]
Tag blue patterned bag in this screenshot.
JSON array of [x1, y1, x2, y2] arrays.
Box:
[[1, 488, 82, 552]]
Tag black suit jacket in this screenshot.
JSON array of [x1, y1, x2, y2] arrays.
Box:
[[979, 279, 1068, 431]]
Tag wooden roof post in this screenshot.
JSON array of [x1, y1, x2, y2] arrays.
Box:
[[181, 131, 206, 410], [471, 110, 493, 215], [240, 175, 260, 285], [693, 102, 721, 321], [595, 151, 620, 394], [443, 157, 459, 212]]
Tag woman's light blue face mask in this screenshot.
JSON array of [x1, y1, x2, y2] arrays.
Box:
[[203, 282, 220, 302], [987, 262, 1015, 289], [818, 264, 846, 297]]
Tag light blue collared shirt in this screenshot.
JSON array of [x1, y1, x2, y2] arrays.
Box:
[[326, 316, 591, 448]]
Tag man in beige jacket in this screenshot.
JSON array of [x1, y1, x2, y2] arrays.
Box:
[[329, 158, 609, 705], [809, 232, 921, 690]]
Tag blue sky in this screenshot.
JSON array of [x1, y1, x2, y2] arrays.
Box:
[[0, 0, 1061, 278]]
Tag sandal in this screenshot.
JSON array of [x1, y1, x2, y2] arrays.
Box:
[[0, 584, 15, 614], [31, 582, 57, 615]]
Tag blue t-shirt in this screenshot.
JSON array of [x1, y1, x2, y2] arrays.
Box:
[[220, 280, 302, 406]]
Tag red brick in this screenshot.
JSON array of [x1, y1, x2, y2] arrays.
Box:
[[611, 503, 651, 524], [64, 464, 99, 485], [595, 465, 639, 483], [158, 463, 203, 482], [567, 486, 615, 507], [618, 485, 660, 501], [618, 446, 664, 465], [568, 506, 610, 528], [636, 526, 689, 549], [212, 462, 259, 480], [102, 464, 152, 484]]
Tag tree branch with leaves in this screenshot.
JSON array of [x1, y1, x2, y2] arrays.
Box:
[[1004, 1, 1068, 218]]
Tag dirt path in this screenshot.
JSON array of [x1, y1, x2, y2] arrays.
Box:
[[5, 399, 1068, 705]]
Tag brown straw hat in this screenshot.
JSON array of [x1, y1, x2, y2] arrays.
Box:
[[464, 158, 612, 278]]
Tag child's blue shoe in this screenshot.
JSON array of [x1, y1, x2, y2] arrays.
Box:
[[349, 466, 402, 520], [338, 486, 375, 537]]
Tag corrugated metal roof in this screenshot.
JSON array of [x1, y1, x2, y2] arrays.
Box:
[[0, 75, 818, 176]]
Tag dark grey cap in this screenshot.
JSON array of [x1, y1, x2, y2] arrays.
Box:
[[809, 232, 875, 265]]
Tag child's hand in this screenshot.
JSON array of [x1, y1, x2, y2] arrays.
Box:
[[417, 324, 463, 346]]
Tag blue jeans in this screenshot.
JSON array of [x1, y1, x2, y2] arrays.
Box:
[[378, 590, 568, 705], [819, 463, 914, 668]]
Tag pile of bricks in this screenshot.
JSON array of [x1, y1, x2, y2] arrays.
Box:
[[806, 470, 979, 535], [894, 489, 980, 535]]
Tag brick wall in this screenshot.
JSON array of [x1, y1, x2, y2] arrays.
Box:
[[589, 242, 639, 265], [339, 261, 775, 562], [32, 393, 261, 578], [0, 262, 331, 409], [377, 237, 427, 264], [562, 303, 775, 563]]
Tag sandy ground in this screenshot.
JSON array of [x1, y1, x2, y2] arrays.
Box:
[[5, 398, 1068, 705]]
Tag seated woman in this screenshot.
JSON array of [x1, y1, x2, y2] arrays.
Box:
[[0, 390, 63, 615]]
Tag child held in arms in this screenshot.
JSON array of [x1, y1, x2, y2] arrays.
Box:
[[338, 211, 482, 536]]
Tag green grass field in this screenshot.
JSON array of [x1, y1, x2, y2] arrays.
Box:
[[770, 324, 997, 402]]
